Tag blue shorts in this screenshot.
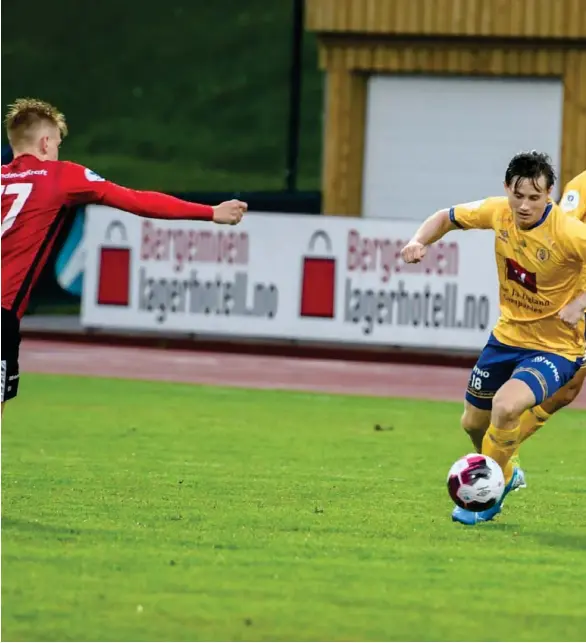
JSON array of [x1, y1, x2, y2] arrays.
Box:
[[466, 334, 582, 410]]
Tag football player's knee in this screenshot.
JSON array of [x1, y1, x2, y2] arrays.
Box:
[[491, 389, 523, 424], [461, 407, 487, 433]]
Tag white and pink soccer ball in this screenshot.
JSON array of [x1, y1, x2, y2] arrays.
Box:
[[447, 454, 505, 511]]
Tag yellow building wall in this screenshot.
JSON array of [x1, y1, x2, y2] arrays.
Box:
[[307, 0, 586, 215], [307, 0, 586, 39]]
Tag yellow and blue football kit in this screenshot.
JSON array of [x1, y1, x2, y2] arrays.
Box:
[[560, 170, 586, 222], [449, 197, 586, 409], [513, 172, 586, 461], [560, 170, 586, 369]]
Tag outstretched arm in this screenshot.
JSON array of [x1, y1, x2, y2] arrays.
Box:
[[60, 162, 246, 225], [401, 198, 495, 264], [99, 183, 246, 225], [401, 209, 457, 264]]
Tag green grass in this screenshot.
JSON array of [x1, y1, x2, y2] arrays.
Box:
[[1, 0, 324, 192], [2, 374, 586, 642]]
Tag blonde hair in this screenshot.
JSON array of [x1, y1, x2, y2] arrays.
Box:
[[4, 98, 68, 147]]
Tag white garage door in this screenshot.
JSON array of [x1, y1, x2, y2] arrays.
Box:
[[362, 75, 564, 221]]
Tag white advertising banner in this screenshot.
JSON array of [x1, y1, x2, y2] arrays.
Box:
[[81, 206, 500, 350]]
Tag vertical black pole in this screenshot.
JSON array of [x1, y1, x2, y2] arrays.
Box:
[[285, 0, 304, 192]]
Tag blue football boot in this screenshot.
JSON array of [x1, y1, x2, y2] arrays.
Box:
[[452, 467, 527, 526]]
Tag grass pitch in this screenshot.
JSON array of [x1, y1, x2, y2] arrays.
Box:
[[2, 374, 586, 641]]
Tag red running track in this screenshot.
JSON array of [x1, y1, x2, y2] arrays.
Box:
[[19, 339, 586, 409]]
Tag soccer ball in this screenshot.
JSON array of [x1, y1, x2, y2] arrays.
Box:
[[447, 454, 505, 511]]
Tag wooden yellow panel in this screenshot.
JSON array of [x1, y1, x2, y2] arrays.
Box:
[[317, 41, 329, 69], [365, 0, 380, 32], [416, 45, 431, 71], [447, 0, 463, 33], [551, 49, 564, 75], [534, 49, 549, 75], [306, 0, 586, 39], [381, 0, 394, 33], [489, 48, 505, 74], [550, 0, 566, 38], [320, 38, 571, 77], [577, 51, 586, 179], [362, 44, 376, 68], [349, 0, 364, 31], [344, 45, 359, 69], [457, 47, 473, 73], [322, 70, 367, 216], [329, 44, 347, 69], [347, 73, 368, 215], [534, 0, 552, 37], [565, 0, 584, 39], [421, 0, 435, 34], [322, 70, 344, 214], [406, 0, 419, 33], [561, 53, 577, 187], [386, 45, 401, 70], [479, 0, 493, 36], [401, 45, 417, 70], [372, 43, 387, 70], [561, 50, 586, 187], [519, 48, 535, 74]]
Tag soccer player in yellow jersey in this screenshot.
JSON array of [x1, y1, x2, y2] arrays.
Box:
[[512, 170, 586, 456], [400, 152, 586, 525]]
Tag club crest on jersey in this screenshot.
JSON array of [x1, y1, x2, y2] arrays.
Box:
[[84, 168, 105, 182], [536, 247, 549, 262]]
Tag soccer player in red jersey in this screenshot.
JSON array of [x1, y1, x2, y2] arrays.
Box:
[[1, 98, 247, 413]]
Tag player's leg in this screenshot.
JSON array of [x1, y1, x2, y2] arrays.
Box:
[[1, 308, 21, 414], [517, 365, 586, 445], [484, 351, 581, 482], [452, 337, 520, 525], [461, 402, 491, 452], [462, 334, 517, 449], [453, 378, 530, 525], [484, 379, 535, 484]]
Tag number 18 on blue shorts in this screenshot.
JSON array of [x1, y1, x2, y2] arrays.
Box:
[[466, 334, 582, 410]]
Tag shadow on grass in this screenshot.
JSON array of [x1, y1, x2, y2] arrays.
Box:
[[1, 517, 98, 538], [488, 522, 586, 551]]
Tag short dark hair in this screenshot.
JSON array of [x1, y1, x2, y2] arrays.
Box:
[[505, 151, 556, 192]]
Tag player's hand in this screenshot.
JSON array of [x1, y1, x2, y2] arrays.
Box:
[[400, 240, 427, 264], [212, 199, 247, 225], [558, 301, 584, 328]]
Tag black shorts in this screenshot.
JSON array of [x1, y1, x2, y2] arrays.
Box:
[[1, 307, 21, 402]]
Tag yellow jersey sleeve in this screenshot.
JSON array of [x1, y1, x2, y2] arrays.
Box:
[[559, 171, 586, 222], [448, 198, 497, 230], [559, 215, 586, 262]]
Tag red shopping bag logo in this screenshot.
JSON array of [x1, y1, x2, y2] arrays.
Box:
[[97, 221, 131, 306], [299, 230, 336, 318]]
